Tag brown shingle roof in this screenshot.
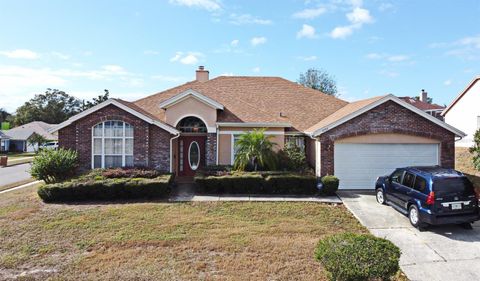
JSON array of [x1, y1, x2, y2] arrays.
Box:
[[306, 95, 387, 133], [134, 76, 348, 131], [398, 97, 445, 111], [4, 121, 58, 141]]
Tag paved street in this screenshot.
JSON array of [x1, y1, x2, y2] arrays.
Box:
[[0, 163, 32, 187], [339, 191, 480, 281]]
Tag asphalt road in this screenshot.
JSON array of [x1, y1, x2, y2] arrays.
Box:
[[339, 191, 480, 281], [0, 163, 32, 187]]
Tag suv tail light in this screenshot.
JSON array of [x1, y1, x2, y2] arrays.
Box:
[[426, 192, 435, 205]]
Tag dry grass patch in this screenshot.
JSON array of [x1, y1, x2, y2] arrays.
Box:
[[456, 147, 480, 191], [0, 185, 373, 280]]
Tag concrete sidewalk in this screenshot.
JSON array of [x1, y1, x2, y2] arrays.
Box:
[[339, 191, 480, 281], [171, 194, 342, 203]]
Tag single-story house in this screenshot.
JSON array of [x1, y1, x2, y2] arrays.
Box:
[[0, 131, 10, 152], [442, 76, 480, 148], [399, 90, 445, 120], [51, 66, 466, 189], [1, 121, 58, 152]]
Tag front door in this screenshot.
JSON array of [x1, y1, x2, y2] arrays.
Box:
[[178, 136, 206, 177]]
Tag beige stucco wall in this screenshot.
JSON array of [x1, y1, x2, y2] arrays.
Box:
[[335, 133, 440, 144], [165, 97, 217, 131], [218, 134, 232, 165]]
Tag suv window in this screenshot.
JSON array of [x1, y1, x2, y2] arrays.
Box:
[[413, 176, 427, 193], [390, 169, 404, 183], [433, 177, 475, 196], [402, 172, 415, 188]]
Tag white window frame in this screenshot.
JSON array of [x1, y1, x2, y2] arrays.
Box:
[[477, 116, 480, 129], [230, 134, 242, 165], [91, 121, 134, 169], [285, 135, 305, 151]]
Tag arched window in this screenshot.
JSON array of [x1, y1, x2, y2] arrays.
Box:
[[92, 121, 133, 169], [176, 116, 207, 133]]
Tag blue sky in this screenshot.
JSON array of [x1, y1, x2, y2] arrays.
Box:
[[1, 0, 479, 112]]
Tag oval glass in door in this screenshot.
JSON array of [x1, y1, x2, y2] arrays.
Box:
[[188, 141, 200, 170]]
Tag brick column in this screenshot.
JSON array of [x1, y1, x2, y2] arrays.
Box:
[[206, 133, 217, 166]]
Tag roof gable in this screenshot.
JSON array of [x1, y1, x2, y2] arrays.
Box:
[[442, 76, 480, 116], [159, 89, 224, 110], [50, 99, 179, 135], [307, 94, 466, 137], [4, 121, 57, 140]]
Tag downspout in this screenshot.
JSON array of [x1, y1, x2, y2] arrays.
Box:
[[216, 124, 219, 165], [169, 132, 181, 173]]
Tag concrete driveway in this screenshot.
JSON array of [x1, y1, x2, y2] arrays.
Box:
[[339, 191, 480, 281], [0, 163, 32, 187]]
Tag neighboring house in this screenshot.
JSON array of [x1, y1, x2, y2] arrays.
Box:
[[1, 121, 58, 152], [399, 90, 445, 120], [442, 76, 480, 148], [51, 66, 465, 189], [0, 131, 9, 152]]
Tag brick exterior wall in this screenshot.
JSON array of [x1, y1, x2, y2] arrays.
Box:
[[317, 101, 455, 176], [206, 133, 217, 166], [58, 104, 172, 172]]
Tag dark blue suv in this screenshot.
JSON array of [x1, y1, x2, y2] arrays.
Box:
[[375, 166, 480, 229]]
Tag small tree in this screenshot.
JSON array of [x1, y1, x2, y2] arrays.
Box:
[[282, 144, 308, 171], [298, 68, 338, 96], [28, 133, 47, 153], [30, 148, 78, 183], [233, 129, 277, 171], [469, 129, 480, 171]]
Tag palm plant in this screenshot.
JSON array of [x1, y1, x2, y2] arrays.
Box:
[[233, 129, 277, 171]]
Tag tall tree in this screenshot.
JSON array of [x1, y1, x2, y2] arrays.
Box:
[[0, 108, 11, 123], [82, 89, 110, 110], [298, 68, 338, 96], [14, 89, 82, 125]]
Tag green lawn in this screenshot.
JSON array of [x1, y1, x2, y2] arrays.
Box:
[[0, 185, 376, 280]]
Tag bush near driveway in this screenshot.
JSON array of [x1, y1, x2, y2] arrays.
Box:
[[38, 174, 174, 203], [315, 233, 401, 281], [195, 171, 318, 195], [320, 175, 340, 196], [30, 148, 78, 183]]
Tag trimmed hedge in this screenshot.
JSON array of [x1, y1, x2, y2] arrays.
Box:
[[315, 233, 401, 281], [320, 175, 339, 196], [38, 175, 174, 203], [195, 172, 317, 194]]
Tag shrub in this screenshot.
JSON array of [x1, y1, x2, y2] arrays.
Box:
[[470, 129, 480, 171], [315, 233, 401, 281], [37, 174, 173, 203], [30, 148, 78, 184], [279, 145, 308, 171], [195, 172, 317, 195], [321, 175, 339, 196], [101, 167, 162, 179]]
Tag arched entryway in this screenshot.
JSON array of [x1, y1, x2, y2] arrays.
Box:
[[176, 116, 207, 177]]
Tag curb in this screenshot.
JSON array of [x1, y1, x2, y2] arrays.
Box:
[[0, 180, 42, 194]]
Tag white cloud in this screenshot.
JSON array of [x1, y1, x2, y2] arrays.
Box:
[[252, 67, 261, 73], [379, 3, 394, 12], [330, 6, 374, 39], [180, 54, 199, 65], [444, 79, 452, 86], [168, 0, 221, 11], [387, 55, 409, 62], [51, 52, 70, 60], [297, 55, 318, 61], [365, 53, 383, 59], [0, 49, 39, 59], [347, 7, 373, 25], [251, 37, 267, 46], [292, 7, 327, 19], [230, 39, 239, 47], [297, 24, 317, 39], [144, 50, 160, 55], [330, 26, 354, 39], [170, 51, 203, 65], [229, 14, 272, 25], [379, 69, 399, 78]]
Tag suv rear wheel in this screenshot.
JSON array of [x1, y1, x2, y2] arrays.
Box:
[[376, 188, 386, 205], [408, 205, 426, 229]]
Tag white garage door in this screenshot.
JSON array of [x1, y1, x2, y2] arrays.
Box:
[[334, 143, 439, 190]]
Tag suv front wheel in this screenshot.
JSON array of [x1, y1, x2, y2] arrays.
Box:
[[408, 205, 426, 229]]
